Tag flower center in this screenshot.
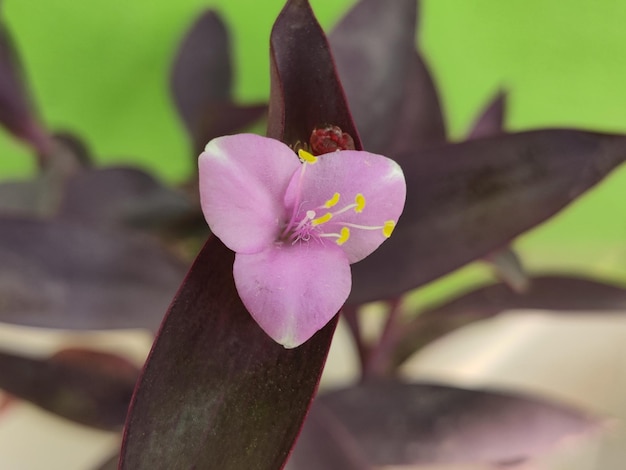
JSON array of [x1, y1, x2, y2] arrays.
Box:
[[279, 149, 396, 246]]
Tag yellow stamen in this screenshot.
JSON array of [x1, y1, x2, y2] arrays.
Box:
[[312, 212, 333, 226], [324, 192, 340, 208], [336, 227, 350, 245], [355, 193, 365, 213], [298, 149, 318, 164], [382, 220, 395, 238]]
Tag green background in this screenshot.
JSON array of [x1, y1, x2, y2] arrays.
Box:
[[2, 0, 626, 303]]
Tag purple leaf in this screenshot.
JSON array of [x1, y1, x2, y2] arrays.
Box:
[[294, 381, 599, 466], [120, 1, 360, 467], [394, 275, 626, 367], [468, 92, 529, 292], [170, 10, 266, 155], [267, 0, 361, 149], [119, 239, 336, 469], [58, 167, 198, 235], [0, 348, 138, 430], [0, 12, 51, 154], [468, 90, 507, 140], [0, 217, 185, 331], [350, 130, 626, 303], [329, 0, 446, 156], [285, 401, 370, 470]]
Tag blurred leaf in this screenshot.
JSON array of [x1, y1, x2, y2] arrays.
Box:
[[467, 90, 507, 140], [0, 132, 95, 217], [120, 1, 360, 468], [394, 275, 626, 366], [119, 239, 336, 469], [329, 0, 429, 155], [267, 0, 361, 148], [0, 10, 50, 154], [0, 348, 138, 430], [58, 166, 198, 234], [0, 217, 185, 331], [387, 51, 448, 157], [350, 130, 626, 303], [292, 381, 599, 467], [467, 91, 529, 292], [285, 401, 371, 470], [171, 10, 266, 155]]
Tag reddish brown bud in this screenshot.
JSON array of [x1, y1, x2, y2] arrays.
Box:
[[309, 125, 355, 155]]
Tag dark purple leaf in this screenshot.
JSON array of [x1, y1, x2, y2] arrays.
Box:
[[468, 92, 529, 292], [268, 0, 361, 149], [0, 348, 138, 430], [285, 401, 370, 470], [387, 51, 448, 157], [0, 13, 51, 154], [350, 130, 626, 303], [119, 239, 336, 469], [298, 381, 599, 466], [171, 10, 266, 155], [0, 217, 185, 331], [120, 1, 359, 468], [0, 179, 44, 215], [393, 275, 626, 367], [58, 167, 198, 235], [468, 90, 507, 140], [329, 0, 446, 156], [0, 132, 95, 217]]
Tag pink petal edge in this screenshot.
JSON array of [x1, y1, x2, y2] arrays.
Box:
[[284, 149, 406, 263], [199, 134, 301, 254], [233, 242, 351, 348]]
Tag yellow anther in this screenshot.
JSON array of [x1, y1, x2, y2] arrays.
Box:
[[298, 149, 318, 164], [312, 212, 333, 226], [324, 192, 341, 208], [355, 193, 365, 213], [336, 227, 350, 245], [382, 220, 395, 238]]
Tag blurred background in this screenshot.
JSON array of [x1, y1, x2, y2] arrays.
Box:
[[1, 0, 626, 468]]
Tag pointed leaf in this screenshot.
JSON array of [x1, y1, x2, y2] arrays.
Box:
[[467, 90, 507, 140], [268, 0, 361, 148], [171, 10, 266, 155], [350, 130, 626, 303], [0, 348, 138, 429], [0, 12, 50, 153], [311, 382, 599, 466], [0, 217, 185, 331], [120, 1, 360, 467], [329, 0, 446, 156], [394, 275, 626, 366]]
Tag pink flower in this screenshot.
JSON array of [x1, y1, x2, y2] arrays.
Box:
[[199, 133, 406, 348]]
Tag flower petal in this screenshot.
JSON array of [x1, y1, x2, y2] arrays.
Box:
[[284, 150, 406, 263], [199, 134, 300, 253], [233, 243, 351, 348]]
